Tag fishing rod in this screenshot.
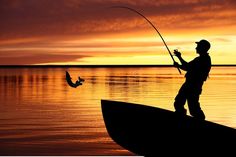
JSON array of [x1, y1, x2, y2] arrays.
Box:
[[110, 6, 181, 74]]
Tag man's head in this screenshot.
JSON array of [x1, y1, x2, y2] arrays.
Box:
[[195, 39, 211, 54]]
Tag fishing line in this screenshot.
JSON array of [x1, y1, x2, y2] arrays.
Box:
[[109, 6, 181, 74]]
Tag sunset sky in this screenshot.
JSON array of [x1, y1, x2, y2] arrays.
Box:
[[0, 0, 236, 65]]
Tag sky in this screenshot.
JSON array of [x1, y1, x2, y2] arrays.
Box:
[[0, 0, 236, 65]]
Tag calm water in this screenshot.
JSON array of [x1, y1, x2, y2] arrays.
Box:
[[0, 66, 236, 155]]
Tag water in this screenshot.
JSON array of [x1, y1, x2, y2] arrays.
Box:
[[0, 66, 236, 155]]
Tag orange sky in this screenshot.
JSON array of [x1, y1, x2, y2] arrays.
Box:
[[0, 0, 236, 65]]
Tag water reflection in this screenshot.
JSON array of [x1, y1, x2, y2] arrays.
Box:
[[0, 67, 236, 155]]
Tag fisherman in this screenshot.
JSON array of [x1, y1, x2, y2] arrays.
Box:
[[173, 39, 212, 120]]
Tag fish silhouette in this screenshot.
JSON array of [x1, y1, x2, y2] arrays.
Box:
[[66, 71, 84, 88]]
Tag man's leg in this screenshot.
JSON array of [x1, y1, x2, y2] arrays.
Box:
[[187, 94, 205, 120], [174, 84, 187, 115]]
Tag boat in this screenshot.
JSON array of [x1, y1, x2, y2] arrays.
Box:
[[101, 100, 236, 156]]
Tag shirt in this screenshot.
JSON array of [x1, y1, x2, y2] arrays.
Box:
[[185, 53, 211, 83]]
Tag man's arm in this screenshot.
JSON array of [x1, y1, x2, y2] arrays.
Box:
[[173, 50, 188, 71]]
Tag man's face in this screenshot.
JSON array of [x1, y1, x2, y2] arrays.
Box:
[[196, 44, 200, 54], [196, 44, 203, 55]]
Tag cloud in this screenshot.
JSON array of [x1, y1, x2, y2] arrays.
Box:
[[0, 0, 236, 39], [0, 0, 236, 65], [0, 52, 88, 65]]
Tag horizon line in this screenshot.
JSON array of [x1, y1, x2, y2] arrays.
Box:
[[0, 64, 236, 68]]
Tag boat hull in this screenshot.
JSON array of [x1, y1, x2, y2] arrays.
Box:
[[101, 100, 236, 156]]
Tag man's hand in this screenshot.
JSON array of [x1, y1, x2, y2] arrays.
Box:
[[173, 61, 179, 67], [174, 49, 181, 58]]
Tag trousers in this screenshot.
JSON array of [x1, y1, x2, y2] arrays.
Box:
[[174, 82, 205, 120]]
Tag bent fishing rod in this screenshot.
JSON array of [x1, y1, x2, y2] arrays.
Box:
[[110, 6, 181, 74]]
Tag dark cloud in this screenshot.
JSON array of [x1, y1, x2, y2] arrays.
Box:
[[0, 0, 235, 39], [0, 0, 235, 65], [0, 52, 88, 65]]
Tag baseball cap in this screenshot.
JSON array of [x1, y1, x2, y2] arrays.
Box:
[[195, 39, 211, 51]]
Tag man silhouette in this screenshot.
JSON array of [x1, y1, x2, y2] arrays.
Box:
[[173, 39, 211, 120]]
